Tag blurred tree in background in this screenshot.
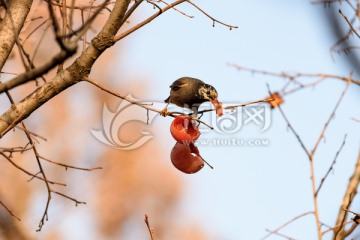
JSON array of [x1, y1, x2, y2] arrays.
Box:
[[0, 0, 230, 239]]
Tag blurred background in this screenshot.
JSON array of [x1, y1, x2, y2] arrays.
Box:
[[0, 0, 360, 239]]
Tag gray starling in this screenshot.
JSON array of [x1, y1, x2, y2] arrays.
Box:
[[162, 77, 223, 116]]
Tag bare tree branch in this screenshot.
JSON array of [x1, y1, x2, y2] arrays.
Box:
[[311, 76, 351, 156], [84, 76, 271, 130], [145, 214, 155, 240], [185, 0, 237, 29], [322, 219, 353, 236], [315, 134, 347, 197], [0, 0, 132, 138], [260, 211, 314, 240], [114, 0, 187, 42], [0, 0, 33, 71], [0, 200, 21, 221], [228, 63, 360, 87], [0, 50, 75, 95], [339, 9, 360, 38], [332, 151, 360, 240], [265, 230, 298, 240], [38, 154, 102, 171], [0, 152, 66, 186]]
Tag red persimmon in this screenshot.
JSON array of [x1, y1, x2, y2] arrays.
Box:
[[170, 142, 204, 174], [170, 116, 200, 143]]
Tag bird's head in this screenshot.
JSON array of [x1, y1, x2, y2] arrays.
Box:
[[198, 84, 218, 102], [199, 84, 223, 116]]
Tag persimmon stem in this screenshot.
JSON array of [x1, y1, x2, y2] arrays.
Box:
[[200, 156, 214, 169]]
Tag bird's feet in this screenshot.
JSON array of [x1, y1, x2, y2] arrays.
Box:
[[160, 108, 169, 117]]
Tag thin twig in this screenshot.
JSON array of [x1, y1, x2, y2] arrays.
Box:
[[157, 0, 194, 18], [282, 77, 326, 96], [15, 39, 47, 83], [146, 0, 162, 12], [0, 71, 18, 75], [51, 191, 86, 206], [31, 22, 52, 62], [22, 18, 49, 44], [44, 0, 115, 10], [38, 154, 102, 171], [197, 99, 273, 114], [343, 208, 360, 217], [0, 152, 66, 186], [342, 208, 360, 235], [144, 214, 155, 240], [265, 229, 298, 240], [311, 76, 351, 156], [0, 200, 21, 221], [2, 91, 86, 231], [114, 0, 187, 42], [13, 125, 47, 141], [315, 134, 347, 197], [84, 76, 165, 114], [60, 0, 111, 40], [57, 0, 68, 72], [0, 143, 34, 153], [185, 0, 238, 29], [228, 63, 360, 87], [120, 0, 143, 25], [267, 84, 322, 240], [274, 102, 310, 156], [339, 9, 360, 38], [5, 92, 52, 232], [260, 211, 314, 240], [321, 219, 353, 235]]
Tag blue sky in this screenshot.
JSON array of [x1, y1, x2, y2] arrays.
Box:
[[103, 1, 360, 239]]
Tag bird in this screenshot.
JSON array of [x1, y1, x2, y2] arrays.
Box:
[[161, 77, 223, 117]]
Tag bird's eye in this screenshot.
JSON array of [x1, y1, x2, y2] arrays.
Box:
[[172, 86, 180, 91]]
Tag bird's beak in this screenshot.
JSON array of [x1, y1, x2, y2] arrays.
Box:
[[210, 98, 223, 117]]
